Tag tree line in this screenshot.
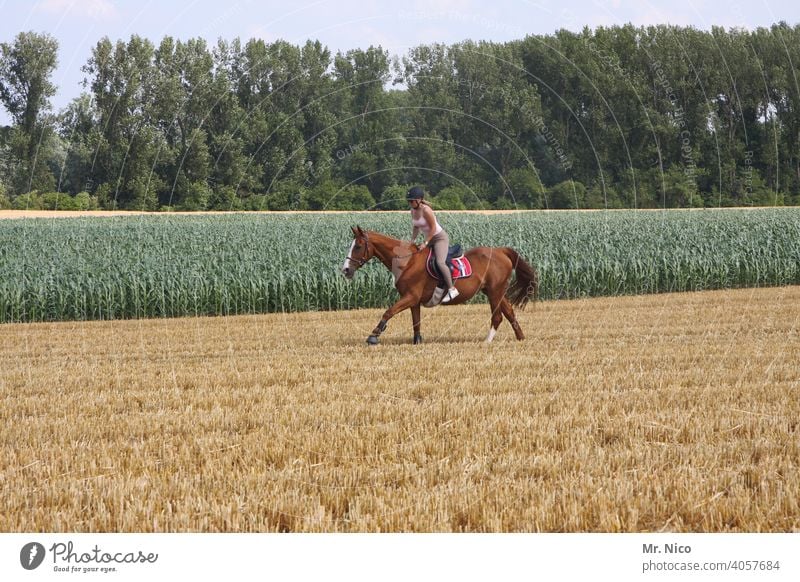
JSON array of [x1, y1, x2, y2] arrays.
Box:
[[1, 23, 800, 211]]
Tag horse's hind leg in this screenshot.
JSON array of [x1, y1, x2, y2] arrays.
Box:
[[485, 289, 505, 343], [500, 297, 525, 340]]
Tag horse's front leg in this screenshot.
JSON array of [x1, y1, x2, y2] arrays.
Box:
[[367, 294, 419, 345], [411, 303, 422, 344]]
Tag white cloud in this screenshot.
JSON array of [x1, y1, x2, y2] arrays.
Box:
[[37, 0, 118, 20]]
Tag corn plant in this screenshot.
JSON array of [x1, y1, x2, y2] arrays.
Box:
[[1, 209, 799, 323]]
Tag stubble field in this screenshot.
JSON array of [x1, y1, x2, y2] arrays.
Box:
[[1, 285, 798, 532]]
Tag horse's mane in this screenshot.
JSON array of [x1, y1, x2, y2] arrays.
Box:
[[365, 230, 415, 252]]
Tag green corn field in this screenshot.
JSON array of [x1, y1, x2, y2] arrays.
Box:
[[1, 209, 799, 323]]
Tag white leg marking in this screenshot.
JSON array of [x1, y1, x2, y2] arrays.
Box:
[[486, 327, 497, 343]]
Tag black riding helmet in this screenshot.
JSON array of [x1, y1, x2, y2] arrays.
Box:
[[406, 186, 424, 201]]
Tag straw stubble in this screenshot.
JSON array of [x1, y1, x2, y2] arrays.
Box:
[[1, 286, 798, 531]]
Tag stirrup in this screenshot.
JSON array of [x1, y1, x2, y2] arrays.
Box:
[[441, 287, 459, 303]]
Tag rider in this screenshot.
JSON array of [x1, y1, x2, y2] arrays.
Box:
[[407, 186, 459, 303]]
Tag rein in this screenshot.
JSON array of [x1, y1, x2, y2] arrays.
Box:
[[348, 233, 425, 267], [393, 246, 426, 260]]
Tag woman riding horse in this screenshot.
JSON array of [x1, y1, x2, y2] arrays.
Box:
[[342, 226, 538, 345], [406, 186, 459, 304]]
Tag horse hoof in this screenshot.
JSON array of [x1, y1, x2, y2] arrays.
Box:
[[413, 335, 423, 345], [366, 335, 379, 346]]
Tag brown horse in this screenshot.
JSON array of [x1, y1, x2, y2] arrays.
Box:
[[342, 226, 539, 345]]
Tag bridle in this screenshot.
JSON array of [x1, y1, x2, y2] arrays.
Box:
[[346, 233, 372, 267], [347, 231, 426, 270]]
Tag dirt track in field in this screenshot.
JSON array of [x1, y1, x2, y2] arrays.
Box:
[[0, 209, 525, 219], [0, 207, 759, 220], [1, 286, 798, 532]]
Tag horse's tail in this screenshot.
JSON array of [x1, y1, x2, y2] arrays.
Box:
[[503, 248, 539, 309]]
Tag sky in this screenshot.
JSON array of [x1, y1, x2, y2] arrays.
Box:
[[1, 0, 800, 124]]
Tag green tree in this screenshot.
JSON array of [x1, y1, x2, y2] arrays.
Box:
[[548, 180, 587, 209], [0, 31, 59, 194], [57, 93, 95, 194], [377, 184, 412, 210], [82, 35, 161, 209], [332, 46, 399, 196], [22, 25, 800, 212], [450, 41, 541, 197], [399, 43, 461, 192], [151, 37, 216, 207], [430, 186, 466, 210], [506, 167, 545, 208]]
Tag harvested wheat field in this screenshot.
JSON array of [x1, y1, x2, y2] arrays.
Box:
[[1, 286, 799, 532]]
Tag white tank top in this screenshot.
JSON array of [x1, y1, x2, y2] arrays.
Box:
[[411, 209, 443, 237]]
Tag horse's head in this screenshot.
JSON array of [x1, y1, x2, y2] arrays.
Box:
[[342, 226, 373, 279]]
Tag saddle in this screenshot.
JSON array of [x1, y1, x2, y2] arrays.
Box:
[[425, 245, 473, 286]]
